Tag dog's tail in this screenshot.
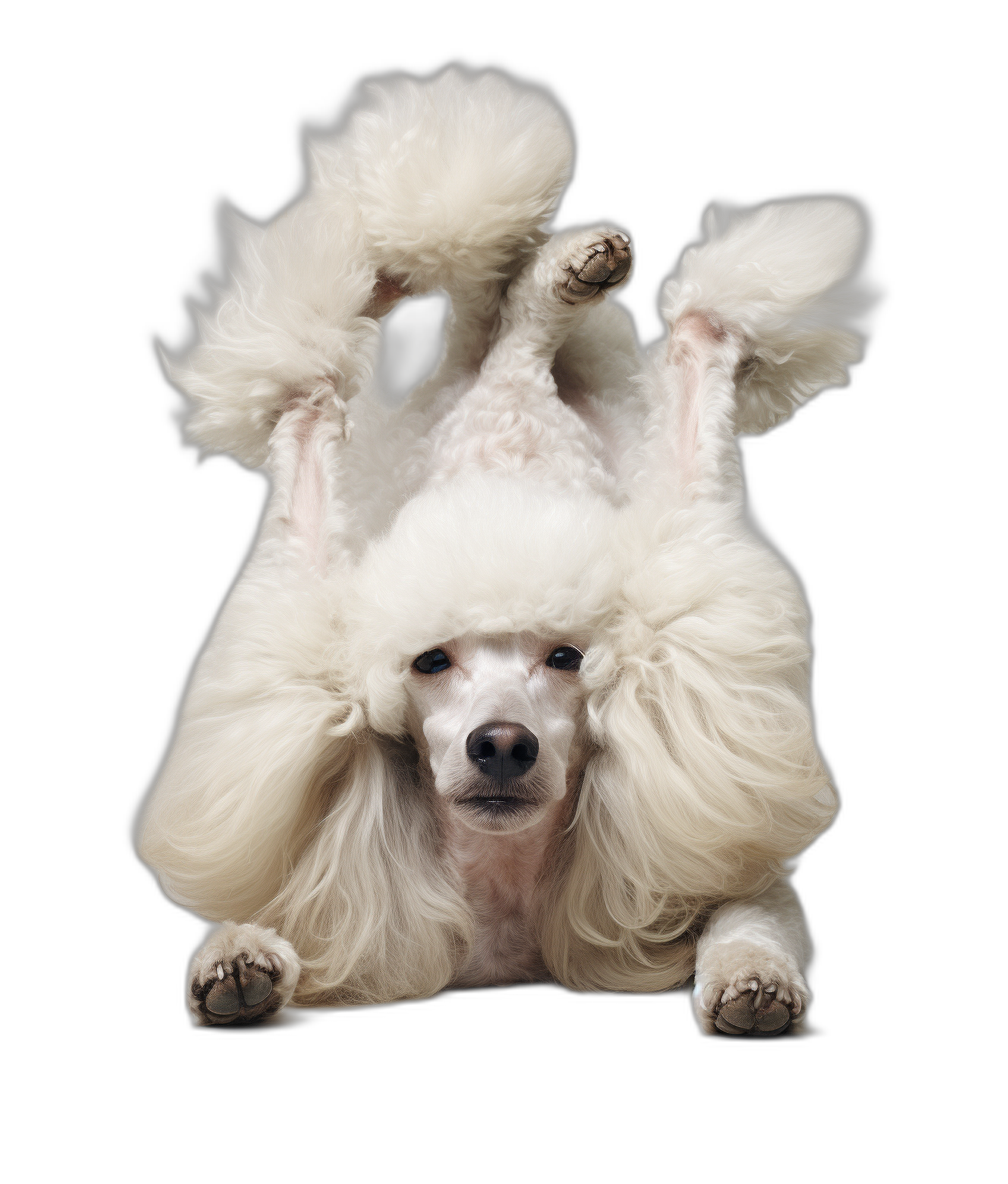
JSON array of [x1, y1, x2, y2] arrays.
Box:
[[660, 198, 868, 435], [164, 68, 573, 467]]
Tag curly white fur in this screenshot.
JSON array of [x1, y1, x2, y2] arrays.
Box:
[[139, 67, 866, 1030]]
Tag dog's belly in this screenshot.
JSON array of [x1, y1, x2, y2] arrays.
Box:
[[446, 808, 563, 987]]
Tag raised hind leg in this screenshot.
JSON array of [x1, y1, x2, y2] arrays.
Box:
[[427, 228, 632, 490]]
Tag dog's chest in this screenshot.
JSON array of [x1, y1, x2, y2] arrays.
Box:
[[446, 811, 561, 987]]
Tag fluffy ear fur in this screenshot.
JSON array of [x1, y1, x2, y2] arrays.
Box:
[[164, 66, 572, 467], [139, 406, 357, 918], [257, 734, 473, 1005], [140, 566, 474, 998], [538, 503, 837, 992], [660, 198, 868, 434], [138, 554, 348, 921], [141, 403, 474, 988]]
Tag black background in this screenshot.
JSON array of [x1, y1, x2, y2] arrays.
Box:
[[98, 25, 933, 1065]]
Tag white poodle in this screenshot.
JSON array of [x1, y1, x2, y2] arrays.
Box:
[[139, 67, 866, 1034]]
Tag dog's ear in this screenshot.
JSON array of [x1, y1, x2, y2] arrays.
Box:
[[138, 534, 358, 920], [539, 526, 837, 992], [258, 731, 473, 1004], [139, 405, 360, 918]]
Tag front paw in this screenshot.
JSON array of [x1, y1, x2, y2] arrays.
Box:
[[693, 941, 808, 1037], [188, 922, 300, 1026]]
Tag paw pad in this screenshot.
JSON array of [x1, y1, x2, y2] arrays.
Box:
[[192, 957, 280, 1026], [560, 233, 632, 303], [714, 981, 792, 1036]]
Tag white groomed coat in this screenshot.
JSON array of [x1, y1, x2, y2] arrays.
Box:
[[139, 67, 866, 1035]]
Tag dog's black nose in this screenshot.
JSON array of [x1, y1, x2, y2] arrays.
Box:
[[466, 723, 539, 781]]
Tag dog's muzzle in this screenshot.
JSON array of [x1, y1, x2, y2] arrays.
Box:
[[466, 722, 538, 780], [459, 722, 540, 817]]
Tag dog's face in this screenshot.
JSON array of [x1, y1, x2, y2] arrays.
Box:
[[405, 632, 587, 834]]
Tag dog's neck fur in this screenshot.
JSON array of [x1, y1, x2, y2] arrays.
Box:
[[446, 798, 569, 987]]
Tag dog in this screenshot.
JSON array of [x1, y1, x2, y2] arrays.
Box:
[[139, 67, 866, 1034]]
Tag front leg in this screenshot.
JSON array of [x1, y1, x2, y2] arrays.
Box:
[[189, 923, 301, 1026], [693, 880, 811, 1036]]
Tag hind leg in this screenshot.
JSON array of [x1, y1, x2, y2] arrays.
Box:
[[493, 228, 632, 357], [427, 228, 632, 485], [404, 229, 631, 410], [398, 279, 507, 416]]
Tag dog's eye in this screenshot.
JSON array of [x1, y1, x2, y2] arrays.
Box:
[[413, 649, 451, 674], [545, 645, 583, 672]]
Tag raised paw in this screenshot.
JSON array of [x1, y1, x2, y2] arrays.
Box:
[[188, 922, 300, 1027], [559, 231, 632, 304]]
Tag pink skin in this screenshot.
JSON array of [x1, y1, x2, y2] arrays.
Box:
[[666, 312, 727, 493], [288, 413, 328, 570]]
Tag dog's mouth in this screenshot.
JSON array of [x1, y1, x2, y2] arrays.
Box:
[[454, 786, 535, 814], [459, 793, 535, 815], [453, 781, 545, 828]]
